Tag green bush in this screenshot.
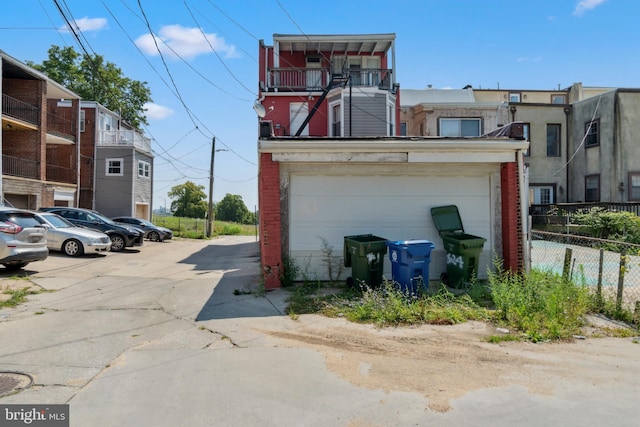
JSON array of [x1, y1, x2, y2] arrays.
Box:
[[572, 208, 640, 244], [489, 267, 591, 341]]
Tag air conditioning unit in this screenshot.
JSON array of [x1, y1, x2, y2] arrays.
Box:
[[259, 121, 274, 138]]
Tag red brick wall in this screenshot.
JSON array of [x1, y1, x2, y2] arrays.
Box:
[[258, 153, 282, 289], [500, 162, 523, 272]]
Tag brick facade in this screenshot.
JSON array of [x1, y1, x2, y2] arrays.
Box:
[[500, 162, 522, 272], [258, 153, 283, 289]]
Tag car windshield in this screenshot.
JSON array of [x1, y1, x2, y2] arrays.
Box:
[[41, 214, 74, 228], [88, 211, 116, 225]]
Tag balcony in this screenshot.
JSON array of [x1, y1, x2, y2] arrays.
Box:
[[98, 129, 152, 153], [2, 94, 39, 126], [46, 164, 77, 184], [2, 155, 39, 180], [47, 111, 76, 144], [266, 68, 392, 92]]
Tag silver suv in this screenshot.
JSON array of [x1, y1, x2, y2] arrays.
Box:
[[0, 207, 48, 271]]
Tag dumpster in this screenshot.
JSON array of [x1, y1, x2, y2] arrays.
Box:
[[344, 234, 387, 288], [386, 240, 435, 294], [430, 205, 486, 288]]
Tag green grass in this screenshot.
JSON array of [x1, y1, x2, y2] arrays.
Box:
[[0, 288, 39, 308], [152, 215, 257, 239], [285, 265, 638, 342]]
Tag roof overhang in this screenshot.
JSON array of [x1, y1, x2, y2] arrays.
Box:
[[272, 33, 395, 56], [259, 138, 529, 164], [1, 50, 80, 100]]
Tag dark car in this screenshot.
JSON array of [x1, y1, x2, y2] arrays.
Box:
[[39, 207, 144, 252], [0, 207, 49, 270], [111, 217, 173, 242]]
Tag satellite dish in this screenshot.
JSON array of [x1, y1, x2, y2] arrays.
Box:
[[253, 100, 266, 118]]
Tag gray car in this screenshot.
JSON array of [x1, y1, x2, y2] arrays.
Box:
[[111, 216, 173, 242], [34, 212, 112, 257], [0, 207, 48, 270]]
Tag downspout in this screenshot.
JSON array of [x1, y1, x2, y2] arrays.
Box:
[[0, 57, 3, 204], [517, 149, 530, 272], [564, 106, 571, 202], [76, 100, 81, 207]]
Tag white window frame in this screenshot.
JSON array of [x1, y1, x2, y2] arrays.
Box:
[[530, 185, 554, 204], [138, 160, 150, 178], [509, 93, 521, 102], [106, 158, 124, 176], [329, 101, 342, 137], [79, 110, 85, 133]]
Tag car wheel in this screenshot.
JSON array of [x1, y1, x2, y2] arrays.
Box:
[[148, 231, 161, 242], [110, 235, 126, 252], [4, 262, 28, 271], [63, 239, 84, 257]]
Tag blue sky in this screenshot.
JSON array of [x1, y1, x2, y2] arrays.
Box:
[[1, 0, 636, 211]]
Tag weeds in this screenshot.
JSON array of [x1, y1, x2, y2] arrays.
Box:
[[0, 288, 40, 308]]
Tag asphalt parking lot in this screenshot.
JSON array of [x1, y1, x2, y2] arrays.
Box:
[[1, 236, 639, 427]]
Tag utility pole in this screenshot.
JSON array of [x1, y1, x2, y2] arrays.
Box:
[[206, 137, 215, 237]]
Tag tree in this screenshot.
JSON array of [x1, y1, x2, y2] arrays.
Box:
[[27, 45, 152, 129], [168, 181, 208, 218], [215, 194, 254, 224]]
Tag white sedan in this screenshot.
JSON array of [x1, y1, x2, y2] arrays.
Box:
[[35, 212, 112, 256]]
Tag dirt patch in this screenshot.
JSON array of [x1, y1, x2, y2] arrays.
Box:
[[264, 315, 640, 412]]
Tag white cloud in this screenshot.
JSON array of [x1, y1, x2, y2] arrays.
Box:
[[144, 103, 174, 120], [573, 0, 607, 16], [60, 17, 107, 33], [134, 25, 238, 59]]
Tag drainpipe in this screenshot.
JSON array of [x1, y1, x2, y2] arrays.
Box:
[[518, 149, 530, 272], [0, 57, 3, 204], [564, 106, 571, 202]]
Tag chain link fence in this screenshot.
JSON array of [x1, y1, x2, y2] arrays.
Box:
[[531, 230, 640, 314]]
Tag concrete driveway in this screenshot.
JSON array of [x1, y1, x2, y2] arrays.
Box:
[[1, 236, 639, 427]]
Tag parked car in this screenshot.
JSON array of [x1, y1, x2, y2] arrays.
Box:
[[111, 216, 173, 242], [0, 207, 48, 270], [34, 212, 112, 256], [38, 207, 144, 252]]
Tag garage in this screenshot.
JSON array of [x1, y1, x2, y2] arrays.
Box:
[[259, 138, 527, 289], [285, 163, 500, 282]]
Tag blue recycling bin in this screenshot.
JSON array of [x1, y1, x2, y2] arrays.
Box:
[[386, 240, 435, 294]]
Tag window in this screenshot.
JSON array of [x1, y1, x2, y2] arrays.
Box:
[[585, 119, 599, 147], [80, 110, 85, 133], [530, 186, 554, 204], [629, 173, 640, 201], [509, 93, 521, 102], [400, 122, 407, 136], [585, 175, 600, 202], [522, 123, 531, 156], [439, 118, 481, 137], [106, 158, 124, 176], [138, 160, 150, 178], [331, 104, 341, 137], [551, 94, 566, 104], [419, 123, 424, 136], [546, 124, 561, 157]]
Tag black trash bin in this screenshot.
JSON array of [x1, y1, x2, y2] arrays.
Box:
[[430, 205, 486, 288], [344, 234, 387, 288]]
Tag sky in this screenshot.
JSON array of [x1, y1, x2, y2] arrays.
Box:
[[1, 0, 637, 212]]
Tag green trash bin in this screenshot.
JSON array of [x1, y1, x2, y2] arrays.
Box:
[[344, 234, 388, 288], [430, 205, 486, 288]]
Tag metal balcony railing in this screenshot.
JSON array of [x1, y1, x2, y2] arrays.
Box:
[[98, 130, 152, 153], [46, 164, 76, 184], [1, 94, 40, 125], [2, 155, 39, 179], [267, 67, 392, 91], [47, 112, 76, 141]]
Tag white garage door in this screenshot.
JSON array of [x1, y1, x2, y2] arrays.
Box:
[[289, 171, 495, 282]]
